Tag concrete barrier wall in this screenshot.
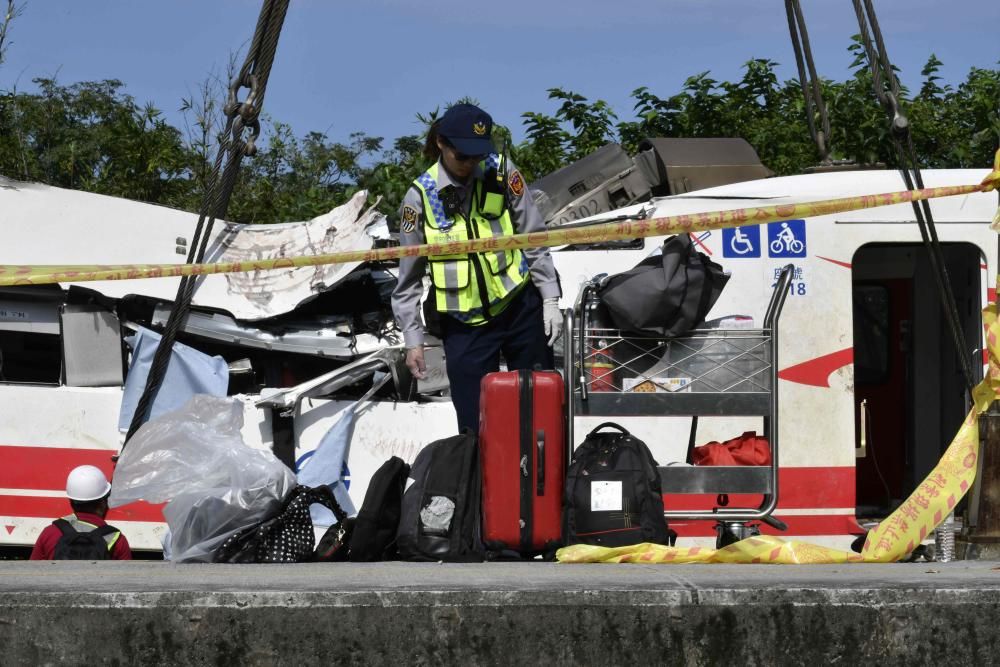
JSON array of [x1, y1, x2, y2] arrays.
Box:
[[5, 587, 1000, 664], [3, 561, 1000, 665]]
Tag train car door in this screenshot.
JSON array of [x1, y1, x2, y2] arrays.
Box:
[[852, 243, 982, 518]]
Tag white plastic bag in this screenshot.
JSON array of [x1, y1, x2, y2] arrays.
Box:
[[109, 395, 296, 562]]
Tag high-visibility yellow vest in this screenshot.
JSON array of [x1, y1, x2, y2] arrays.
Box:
[[414, 156, 529, 325], [62, 514, 120, 550]]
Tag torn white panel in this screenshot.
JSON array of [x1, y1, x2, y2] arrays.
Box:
[[201, 191, 382, 320], [0, 176, 382, 320]]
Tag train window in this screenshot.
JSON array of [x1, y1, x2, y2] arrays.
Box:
[[0, 330, 62, 384], [0, 298, 62, 385], [853, 285, 890, 385]]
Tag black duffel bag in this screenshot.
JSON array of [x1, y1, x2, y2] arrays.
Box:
[[598, 233, 729, 337]]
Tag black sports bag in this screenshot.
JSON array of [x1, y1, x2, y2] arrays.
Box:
[[598, 233, 729, 337]]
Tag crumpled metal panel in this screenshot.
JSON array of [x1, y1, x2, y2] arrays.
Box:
[[200, 190, 383, 320], [0, 177, 385, 321]]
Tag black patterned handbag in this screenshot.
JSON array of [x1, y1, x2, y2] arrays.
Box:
[[214, 485, 348, 563]]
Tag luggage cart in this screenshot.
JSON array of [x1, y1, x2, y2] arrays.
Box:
[[563, 264, 795, 548]]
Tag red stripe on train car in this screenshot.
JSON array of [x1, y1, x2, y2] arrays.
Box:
[[0, 495, 165, 523], [778, 348, 853, 387], [664, 466, 855, 511], [0, 445, 118, 489]]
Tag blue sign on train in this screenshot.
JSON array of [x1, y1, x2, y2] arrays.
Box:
[[767, 219, 806, 257], [722, 225, 761, 258]]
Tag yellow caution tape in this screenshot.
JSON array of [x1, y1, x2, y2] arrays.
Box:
[[0, 182, 986, 287], [557, 276, 1000, 565], [558, 536, 863, 564], [984, 148, 1000, 229]]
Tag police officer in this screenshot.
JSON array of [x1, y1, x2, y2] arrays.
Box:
[[391, 103, 562, 433]]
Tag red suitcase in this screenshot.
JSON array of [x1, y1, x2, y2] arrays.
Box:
[[479, 369, 565, 556]]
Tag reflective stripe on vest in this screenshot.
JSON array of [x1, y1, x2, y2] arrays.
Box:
[[414, 157, 529, 324], [63, 514, 119, 550]]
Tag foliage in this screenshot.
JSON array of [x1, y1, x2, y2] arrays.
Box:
[[0, 78, 192, 203], [0, 39, 997, 227], [223, 123, 383, 224], [0, 1, 25, 69]]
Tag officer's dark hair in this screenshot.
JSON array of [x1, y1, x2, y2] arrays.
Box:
[[70, 495, 109, 516], [423, 120, 442, 161]]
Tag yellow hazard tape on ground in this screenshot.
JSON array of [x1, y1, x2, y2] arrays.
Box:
[[0, 182, 990, 287], [557, 278, 1000, 565]]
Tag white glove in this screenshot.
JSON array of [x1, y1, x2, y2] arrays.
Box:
[[405, 345, 427, 380], [542, 297, 563, 347]]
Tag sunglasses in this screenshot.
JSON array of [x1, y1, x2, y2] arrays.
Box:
[[445, 142, 485, 163]]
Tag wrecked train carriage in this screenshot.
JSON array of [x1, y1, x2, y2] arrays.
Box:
[[0, 181, 458, 550], [3, 152, 997, 552]]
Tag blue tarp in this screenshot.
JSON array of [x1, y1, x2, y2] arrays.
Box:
[[118, 327, 229, 432], [297, 372, 390, 525]]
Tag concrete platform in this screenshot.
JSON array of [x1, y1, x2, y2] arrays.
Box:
[[3, 560, 1000, 665]]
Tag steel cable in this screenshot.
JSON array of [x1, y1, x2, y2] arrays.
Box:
[[784, 0, 831, 164], [851, 0, 977, 396], [124, 0, 291, 444]]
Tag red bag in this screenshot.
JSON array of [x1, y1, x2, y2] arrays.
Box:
[[692, 431, 771, 466]]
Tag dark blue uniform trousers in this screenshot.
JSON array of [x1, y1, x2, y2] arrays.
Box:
[[442, 283, 554, 434]]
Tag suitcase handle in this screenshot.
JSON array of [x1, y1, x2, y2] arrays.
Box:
[[536, 429, 545, 495]]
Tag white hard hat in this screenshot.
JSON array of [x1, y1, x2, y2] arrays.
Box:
[[65, 465, 112, 502]]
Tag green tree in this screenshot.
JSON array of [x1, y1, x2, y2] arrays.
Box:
[[0, 1, 24, 69], [224, 121, 382, 224], [547, 88, 618, 160], [0, 78, 191, 203], [1, 38, 996, 225], [515, 111, 569, 181], [514, 88, 618, 179], [617, 86, 678, 154]]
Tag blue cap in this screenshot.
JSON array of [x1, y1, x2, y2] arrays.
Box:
[[438, 104, 494, 157]]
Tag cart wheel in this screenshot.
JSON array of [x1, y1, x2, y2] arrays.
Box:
[[715, 521, 761, 549]]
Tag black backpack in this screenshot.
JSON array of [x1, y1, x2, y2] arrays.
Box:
[[397, 431, 483, 562], [348, 456, 411, 561], [52, 519, 117, 560], [564, 423, 675, 547]]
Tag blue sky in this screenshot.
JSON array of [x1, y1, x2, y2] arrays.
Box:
[[2, 0, 997, 149]]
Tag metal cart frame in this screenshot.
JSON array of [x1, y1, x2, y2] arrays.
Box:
[[563, 264, 795, 543]]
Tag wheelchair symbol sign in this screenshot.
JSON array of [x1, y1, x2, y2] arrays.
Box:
[[767, 219, 806, 257], [722, 225, 761, 258]]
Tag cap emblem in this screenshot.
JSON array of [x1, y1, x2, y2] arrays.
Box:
[[473, 122, 487, 136]]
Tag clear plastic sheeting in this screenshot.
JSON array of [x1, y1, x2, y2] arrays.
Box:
[[109, 395, 296, 562]]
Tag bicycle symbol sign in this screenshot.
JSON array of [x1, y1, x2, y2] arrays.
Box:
[[766, 219, 806, 257], [722, 225, 761, 258]]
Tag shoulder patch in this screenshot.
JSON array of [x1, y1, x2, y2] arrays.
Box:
[[508, 169, 525, 198], [400, 204, 418, 234]]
